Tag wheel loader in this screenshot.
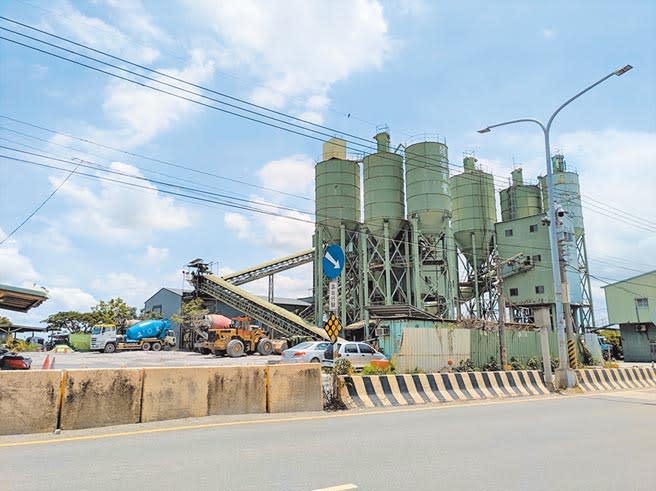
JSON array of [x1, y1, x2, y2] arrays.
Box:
[[207, 316, 273, 357]]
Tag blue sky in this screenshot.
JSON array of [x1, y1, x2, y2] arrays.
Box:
[[1, 0, 654, 326]]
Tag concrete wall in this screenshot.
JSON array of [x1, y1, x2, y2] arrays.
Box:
[[0, 370, 63, 435], [208, 366, 266, 415], [267, 364, 322, 413], [1, 363, 323, 436], [60, 368, 143, 430], [141, 367, 209, 423]]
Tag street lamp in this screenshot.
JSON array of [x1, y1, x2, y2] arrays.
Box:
[[478, 65, 632, 389]]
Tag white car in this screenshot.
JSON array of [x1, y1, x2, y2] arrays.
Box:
[[281, 341, 332, 363], [323, 341, 387, 369]]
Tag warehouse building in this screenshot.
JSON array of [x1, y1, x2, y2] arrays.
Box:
[[602, 270, 656, 362]]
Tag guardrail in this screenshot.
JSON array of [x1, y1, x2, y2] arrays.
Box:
[[339, 370, 550, 408]]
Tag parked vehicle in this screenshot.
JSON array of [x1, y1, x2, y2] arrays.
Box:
[[0, 348, 32, 370], [90, 319, 176, 353], [207, 316, 273, 358], [323, 341, 387, 369], [281, 341, 332, 363]]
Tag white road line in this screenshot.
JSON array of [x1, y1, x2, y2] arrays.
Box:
[[311, 485, 358, 491]]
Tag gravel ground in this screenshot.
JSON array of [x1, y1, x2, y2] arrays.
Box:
[[22, 350, 282, 369]]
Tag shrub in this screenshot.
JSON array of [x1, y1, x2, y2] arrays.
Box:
[[334, 358, 353, 375], [362, 363, 391, 375], [482, 357, 500, 371], [526, 357, 540, 370], [453, 358, 476, 372], [509, 357, 525, 370]]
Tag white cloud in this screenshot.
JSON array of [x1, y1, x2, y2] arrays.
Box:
[[542, 28, 556, 39], [47, 287, 97, 311], [41, 1, 161, 64], [91, 272, 151, 307], [243, 264, 313, 299], [144, 245, 170, 263], [256, 155, 315, 195], [186, 0, 391, 118], [0, 229, 39, 284], [259, 207, 314, 252], [224, 212, 255, 240], [101, 49, 216, 147], [49, 161, 192, 241]]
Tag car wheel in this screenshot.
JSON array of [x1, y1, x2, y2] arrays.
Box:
[[142, 342, 151, 351], [103, 343, 116, 354], [151, 342, 162, 352]]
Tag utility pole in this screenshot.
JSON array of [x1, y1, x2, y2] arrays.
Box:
[[495, 253, 508, 368], [558, 234, 578, 369]]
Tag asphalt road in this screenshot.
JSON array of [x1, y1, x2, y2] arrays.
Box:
[[1, 389, 654, 491]]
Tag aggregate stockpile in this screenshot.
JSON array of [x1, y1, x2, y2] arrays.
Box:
[[90, 319, 176, 353]]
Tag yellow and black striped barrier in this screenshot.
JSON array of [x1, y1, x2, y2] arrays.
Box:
[[339, 370, 550, 409], [576, 367, 656, 392]]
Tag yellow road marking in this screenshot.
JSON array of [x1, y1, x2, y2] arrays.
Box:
[[311, 484, 358, 491], [1, 388, 653, 448]]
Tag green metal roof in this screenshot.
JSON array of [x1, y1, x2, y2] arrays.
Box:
[[0, 284, 49, 312]]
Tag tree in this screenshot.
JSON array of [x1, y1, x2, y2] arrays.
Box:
[[139, 309, 163, 320], [91, 298, 137, 326], [171, 297, 207, 326], [41, 311, 99, 333], [0, 315, 11, 328]]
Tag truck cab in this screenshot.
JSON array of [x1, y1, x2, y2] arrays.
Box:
[[90, 324, 118, 352]]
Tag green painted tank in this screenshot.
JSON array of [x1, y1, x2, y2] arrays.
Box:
[[315, 139, 361, 241], [450, 156, 497, 267], [539, 154, 584, 238], [405, 141, 450, 236], [363, 132, 405, 237], [500, 168, 542, 220]]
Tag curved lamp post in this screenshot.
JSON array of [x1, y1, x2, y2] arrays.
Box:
[[478, 65, 633, 388]]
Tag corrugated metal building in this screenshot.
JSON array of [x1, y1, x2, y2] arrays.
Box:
[[602, 270, 656, 362]]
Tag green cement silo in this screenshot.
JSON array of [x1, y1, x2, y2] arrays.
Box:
[[539, 154, 584, 238], [315, 138, 361, 241], [500, 168, 542, 220], [363, 132, 405, 237], [405, 141, 451, 235], [450, 156, 497, 267]]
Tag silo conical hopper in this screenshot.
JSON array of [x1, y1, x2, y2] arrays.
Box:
[[405, 140, 451, 236], [450, 156, 497, 268]]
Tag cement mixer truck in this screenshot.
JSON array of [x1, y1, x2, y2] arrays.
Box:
[[90, 319, 176, 353]]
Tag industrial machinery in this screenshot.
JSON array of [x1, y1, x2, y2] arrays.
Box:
[[90, 319, 176, 353], [207, 316, 273, 358]]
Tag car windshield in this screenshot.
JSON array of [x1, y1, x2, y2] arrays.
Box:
[[291, 342, 313, 350], [91, 327, 102, 335]]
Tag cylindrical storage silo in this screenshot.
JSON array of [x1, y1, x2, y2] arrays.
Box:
[[450, 157, 497, 267], [499, 167, 542, 220], [363, 132, 405, 237], [539, 155, 584, 238], [315, 157, 361, 241], [499, 185, 543, 220], [405, 141, 450, 236]]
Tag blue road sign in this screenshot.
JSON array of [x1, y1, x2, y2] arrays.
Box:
[[323, 244, 345, 279]]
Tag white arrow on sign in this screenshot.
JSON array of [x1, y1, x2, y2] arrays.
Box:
[[325, 251, 340, 269]]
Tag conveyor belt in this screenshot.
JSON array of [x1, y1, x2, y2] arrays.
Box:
[[192, 273, 329, 340], [222, 249, 314, 286]]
